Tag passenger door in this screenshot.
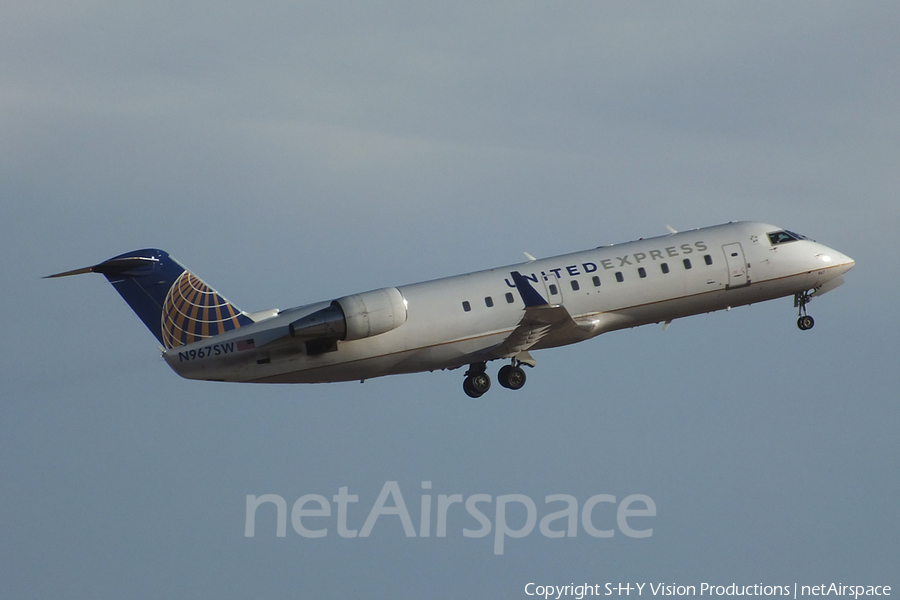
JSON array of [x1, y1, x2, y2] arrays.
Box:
[[722, 243, 750, 288]]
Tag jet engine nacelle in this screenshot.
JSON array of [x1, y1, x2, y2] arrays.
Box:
[[289, 287, 407, 342], [337, 287, 408, 340]]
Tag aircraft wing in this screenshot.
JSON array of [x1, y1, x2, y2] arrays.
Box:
[[469, 271, 582, 367], [492, 304, 579, 364]]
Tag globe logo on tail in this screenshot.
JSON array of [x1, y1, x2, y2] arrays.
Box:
[[161, 271, 246, 349]]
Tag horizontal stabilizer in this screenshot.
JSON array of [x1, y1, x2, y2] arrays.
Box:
[[44, 265, 96, 278], [45, 256, 160, 279]]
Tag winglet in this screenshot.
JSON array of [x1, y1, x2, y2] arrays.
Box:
[[510, 271, 548, 307]]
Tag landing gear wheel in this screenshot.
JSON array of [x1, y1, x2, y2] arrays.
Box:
[[797, 315, 815, 331], [794, 290, 816, 331], [463, 372, 491, 398], [498, 365, 527, 390], [463, 377, 481, 398]]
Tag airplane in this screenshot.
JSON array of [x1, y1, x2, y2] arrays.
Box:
[[47, 221, 854, 397]]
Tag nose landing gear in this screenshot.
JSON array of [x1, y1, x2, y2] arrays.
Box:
[[797, 314, 815, 330], [795, 290, 815, 331]]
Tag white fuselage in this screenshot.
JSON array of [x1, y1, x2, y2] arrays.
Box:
[[164, 222, 854, 384]]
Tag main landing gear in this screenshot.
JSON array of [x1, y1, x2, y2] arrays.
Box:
[[463, 360, 528, 398], [794, 290, 815, 331], [462, 363, 491, 398]]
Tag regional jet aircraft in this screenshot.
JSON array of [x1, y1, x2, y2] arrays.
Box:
[[48, 222, 854, 397]]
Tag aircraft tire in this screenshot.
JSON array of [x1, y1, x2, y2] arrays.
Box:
[[464, 372, 491, 397], [463, 379, 482, 398], [797, 315, 815, 330], [498, 365, 526, 390], [497, 366, 510, 389]]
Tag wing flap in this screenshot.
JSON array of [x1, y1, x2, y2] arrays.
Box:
[[494, 304, 580, 358]]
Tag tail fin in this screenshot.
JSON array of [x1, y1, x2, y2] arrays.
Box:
[[46, 249, 253, 349]]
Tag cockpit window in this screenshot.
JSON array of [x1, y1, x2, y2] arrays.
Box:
[[767, 230, 808, 245]]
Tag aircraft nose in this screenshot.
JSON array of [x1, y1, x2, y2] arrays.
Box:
[[815, 246, 855, 274], [840, 255, 856, 274]]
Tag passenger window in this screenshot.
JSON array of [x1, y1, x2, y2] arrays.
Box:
[[571, 280, 580, 291], [704, 254, 713, 265], [638, 267, 647, 278], [615, 272, 624, 283], [549, 284, 558, 295], [462, 301, 471, 312], [505, 292, 514, 304], [485, 296, 494, 308], [683, 259, 692, 270], [592, 275, 601, 287], [661, 263, 670, 274]]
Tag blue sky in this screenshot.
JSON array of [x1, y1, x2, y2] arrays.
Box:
[[2, 2, 897, 598]]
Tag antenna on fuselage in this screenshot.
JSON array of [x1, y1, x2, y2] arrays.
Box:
[[665, 225, 678, 234], [523, 252, 537, 262]]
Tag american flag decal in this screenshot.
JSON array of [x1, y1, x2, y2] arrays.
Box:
[[237, 339, 256, 351]]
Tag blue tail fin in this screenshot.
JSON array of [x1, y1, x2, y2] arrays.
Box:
[[47, 249, 253, 349]]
